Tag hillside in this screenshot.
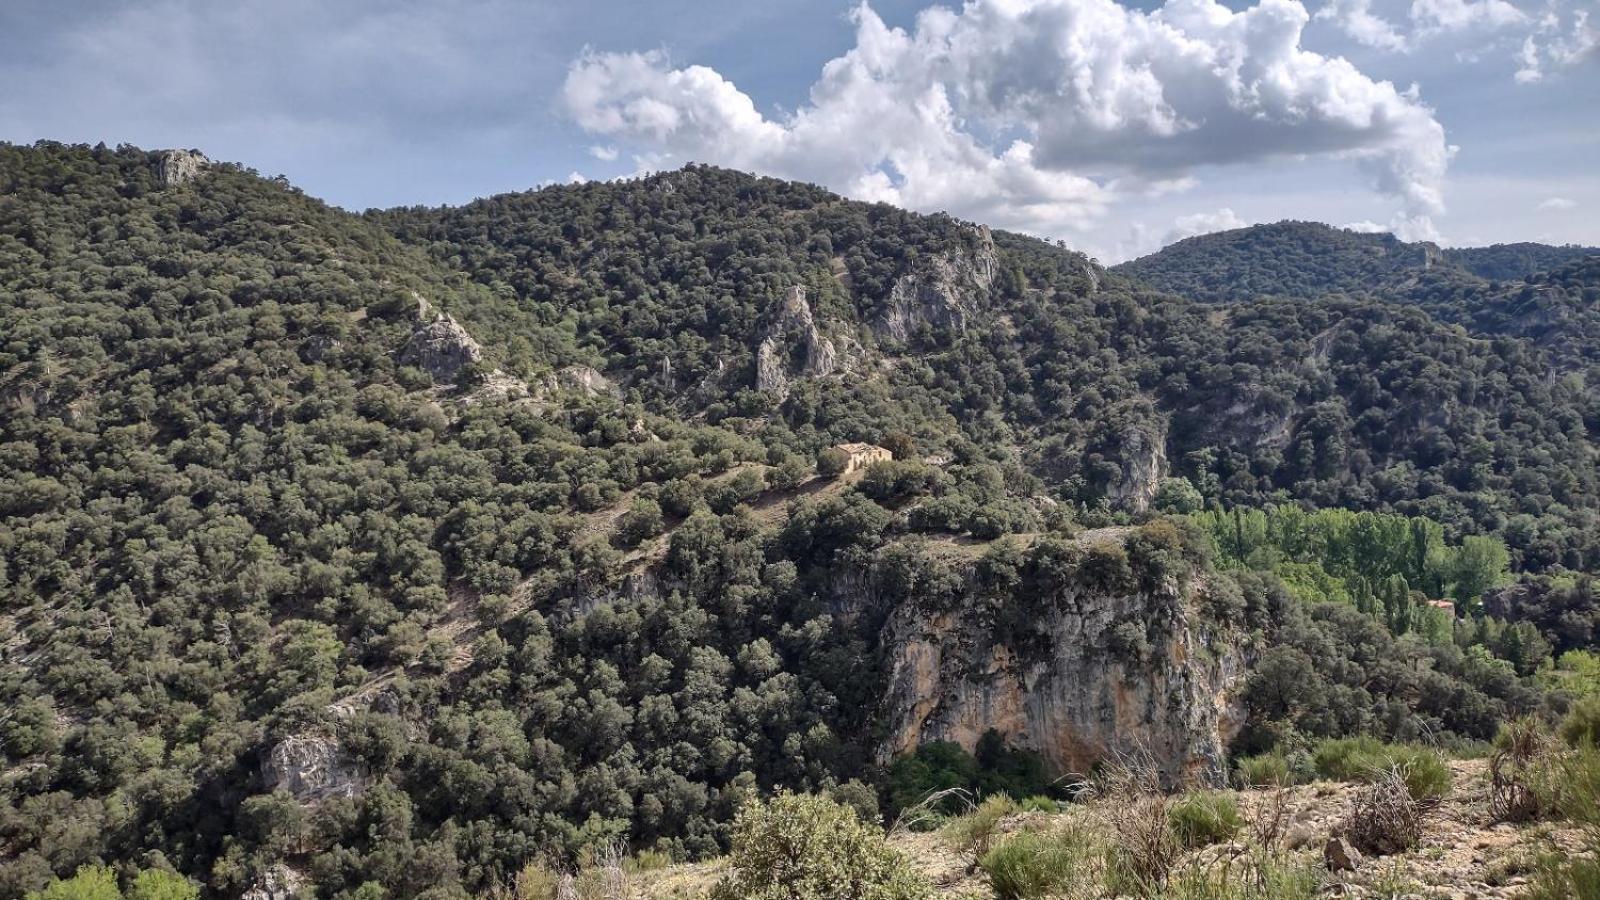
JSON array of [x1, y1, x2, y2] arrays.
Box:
[[1113, 223, 1600, 378], [1, 143, 1597, 898]]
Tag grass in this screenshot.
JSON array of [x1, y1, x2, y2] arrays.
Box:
[[980, 824, 1100, 900], [1310, 737, 1451, 801], [1233, 753, 1289, 789], [1162, 854, 1322, 900], [1168, 792, 1243, 850]]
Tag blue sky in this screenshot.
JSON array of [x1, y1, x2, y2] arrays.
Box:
[[1, 0, 1595, 262]]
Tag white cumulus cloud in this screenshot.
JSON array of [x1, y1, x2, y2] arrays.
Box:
[[1537, 196, 1577, 211], [1410, 0, 1526, 33], [563, 0, 1452, 240], [1316, 0, 1410, 50]]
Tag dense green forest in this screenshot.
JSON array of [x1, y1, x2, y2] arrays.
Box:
[[1, 143, 1597, 898]]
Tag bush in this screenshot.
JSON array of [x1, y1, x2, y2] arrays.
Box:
[[980, 825, 1099, 900], [1561, 697, 1600, 748], [816, 447, 850, 477], [942, 794, 1016, 861], [1168, 791, 1242, 849], [1311, 738, 1451, 801], [1019, 796, 1058, 813], [1234, 753, 1289, 788], [1490, 718, 1558, 822], [1342, 767, 1432, 856], [708, 792, 931, 900]]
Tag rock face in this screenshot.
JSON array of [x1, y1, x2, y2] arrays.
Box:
[[154, 149, 210, 187], [1106, 421, 1169, 512], [755, 285, 840, 397], [263, 734, 365, 803], [241, 864, 307, 900], [878, 554, 1245, 787], [400, 309, 483, 385], [874, 223, 998, 344], [537, 364, 618, 399]]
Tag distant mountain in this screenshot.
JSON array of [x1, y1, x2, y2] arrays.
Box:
[[1114, 221, 1600, 371], [1115, 221, 1598, 301]]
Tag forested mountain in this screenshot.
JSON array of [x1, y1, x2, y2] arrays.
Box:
[[1114, 222, 1600, 375], [1, 143, 1597, 898]]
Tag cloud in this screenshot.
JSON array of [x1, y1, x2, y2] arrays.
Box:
[[1165, 208, 1250, 244], [1316, 0, 1409, 51], [588, 145, 619, 161], [1410, 0, 1526, 34], [564, 0, 1452, 239], [1537, 196, 1576, 211], [1516, 6, 1598, 83]]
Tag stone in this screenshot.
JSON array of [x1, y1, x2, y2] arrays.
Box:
[[1325, 835, 1364, 872], [399, 309, 483, 385], [876, 527, 1245, 786], [154, 149, 210, 187], [755, 285, 841, 398], [1105, 420, 1169, 512], [538, 365, 617, 398], [263, 734, 365, 803], [874, 222, 997, 344], [242, 863, 306, 900]]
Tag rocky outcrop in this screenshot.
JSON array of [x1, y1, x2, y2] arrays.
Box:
[[400, 308, 483, 385], [879, 551, 1245, 787], [1106, 421, 1169, 512], [263, 734, 365, 803], [874, 223, 998, 344], [242, 864, 307, 900], [755, 286, 841, 398], [537, 364, 618, 399], [154, 149, 210, 187]]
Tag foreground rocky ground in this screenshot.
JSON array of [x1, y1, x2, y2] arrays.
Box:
[[627, 759, 1587, 899]]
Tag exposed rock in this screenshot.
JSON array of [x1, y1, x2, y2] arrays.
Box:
[[399, 308, 483, 385], [537, 364, 618, 399], [154, 149, 210, 187], [878, 542, 1245, 787], [1106, 421, 1169, 512], [1325, 835, 1364, 871], [263, 734, 365, 803], [755, 285, 842, 398], [242, 863, 307, 900], [874, 223, 998, 344]]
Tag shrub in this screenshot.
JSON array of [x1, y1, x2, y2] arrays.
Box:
[[708, 792, 931, 900], [1490, 718, 1558, 822], [1234, 753, 1289, 788], [1310, 738, 1451, 801], [1080, 754, 1179, 895], [614, 497, 664, 547], [1168, 792, 1242, 849], [943, 794, 1016, 861], [1342, 768, 1432, 856], [1561, 697, 1600, 748], [816, 447, 850, 477], [26, 866, 121, 900], [1019, 796, 1058, 813], [1311, 736, 1388, 781], [980, 825, 1099, 900]]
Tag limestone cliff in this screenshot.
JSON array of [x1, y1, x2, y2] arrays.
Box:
[[755, 285, 843, 398], [876, 537, 1246, 787], [399, 296, 484, 385], [874, 223, 998, 344], [154, 149, 210, 186]]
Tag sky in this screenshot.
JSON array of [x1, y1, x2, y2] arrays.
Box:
[[1, 0, 1595, 263]]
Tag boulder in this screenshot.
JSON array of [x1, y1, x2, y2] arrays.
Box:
[[1325, 835, 1364, 872], [263, 734, 364, 803], [400, 311, 483, 385]]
